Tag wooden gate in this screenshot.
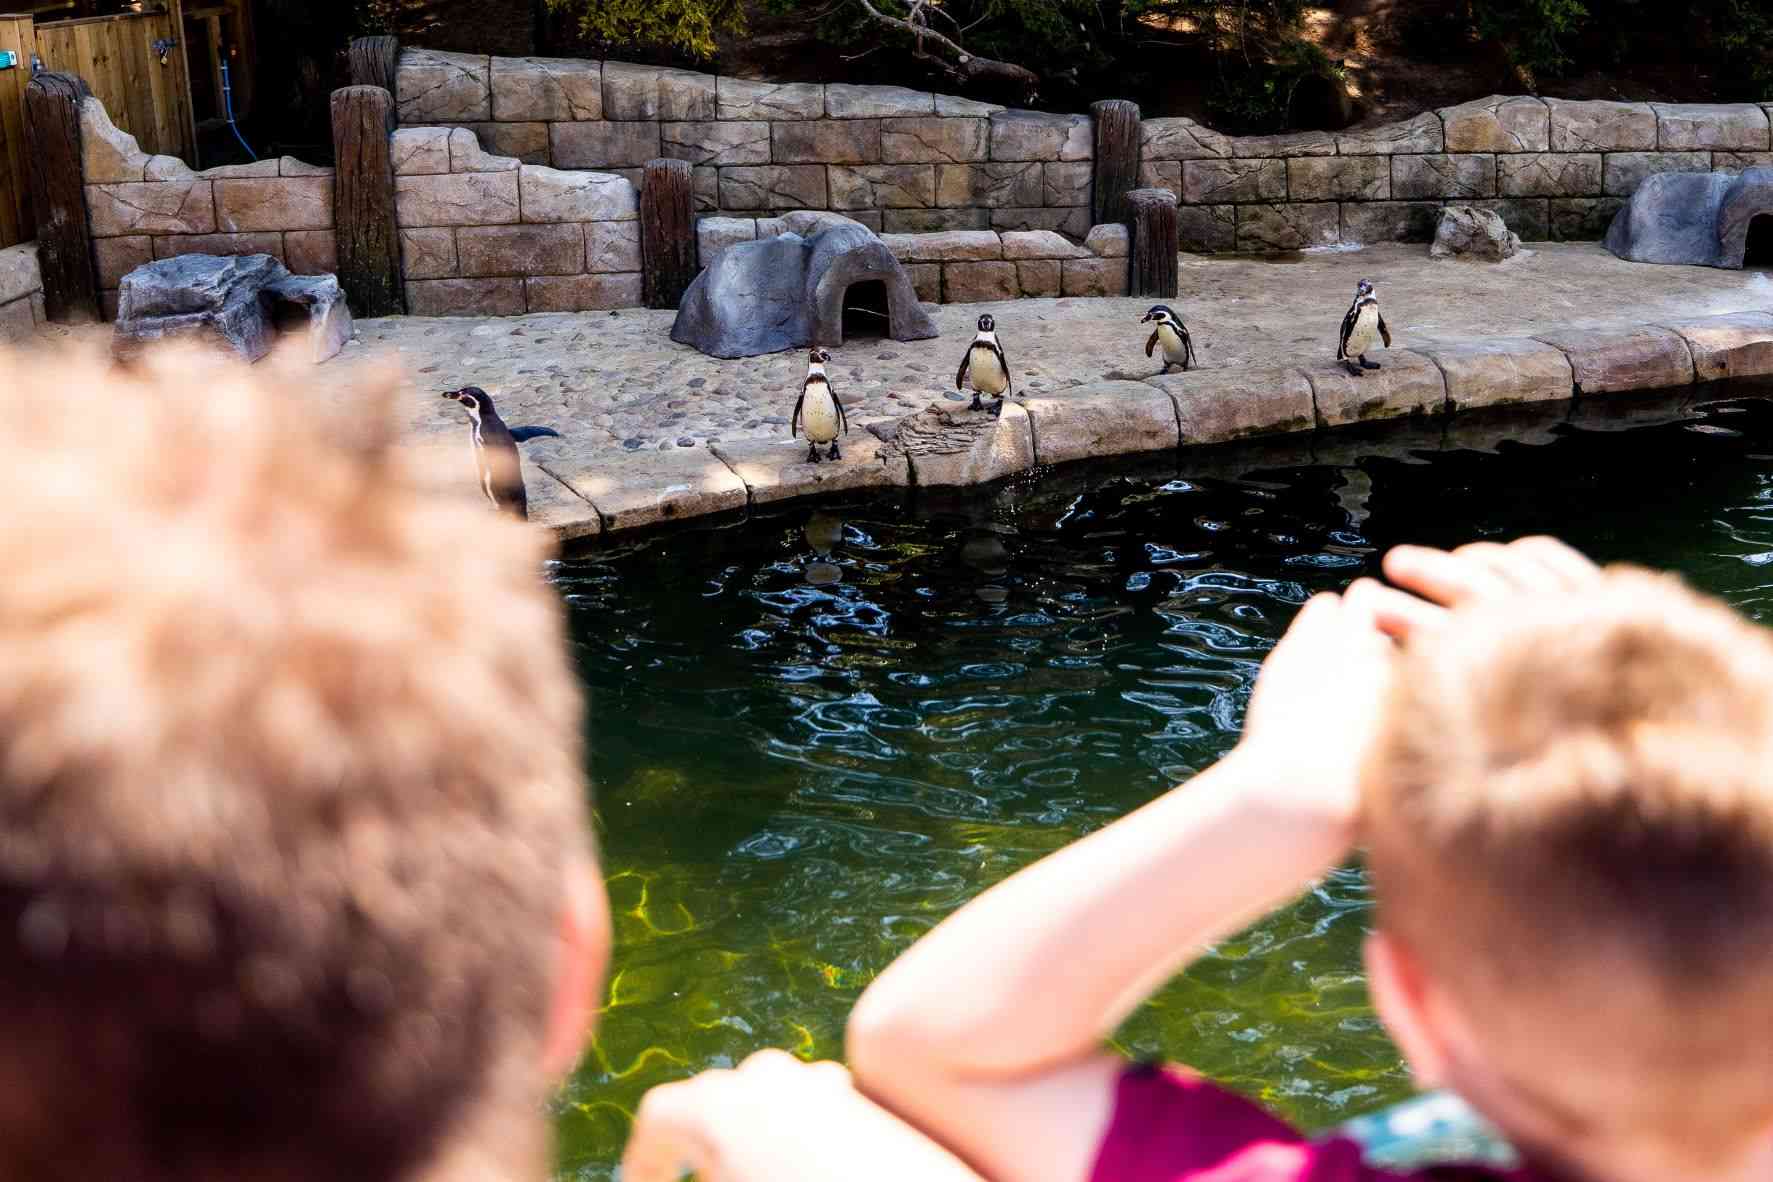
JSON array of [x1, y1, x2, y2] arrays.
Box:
[[32, 5, 196, 164]]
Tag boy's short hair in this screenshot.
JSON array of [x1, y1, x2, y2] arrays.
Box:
[[1363, 567, 1773, 1156], [0, 345, 591, 1180]]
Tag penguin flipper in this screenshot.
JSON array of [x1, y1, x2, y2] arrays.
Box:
[[955, 351, 971, 391], [1145, 329, 1158, 359], [1378, 314, 1392, 349], [1180, 324, 1196, 370], [990, 339, 1013, 398], [791, 392, 805, 440], [835, 393, 849, 436], [1337, 303, 1357, 360], [509, 425, 562, 443]]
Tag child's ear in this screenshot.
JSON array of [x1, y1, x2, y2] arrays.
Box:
[[1364, 931, 1450, 1090], [542, 855, 612, 1082]]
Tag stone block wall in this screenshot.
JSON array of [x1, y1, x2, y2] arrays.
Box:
[[1141, 97, 1773, 251], [696, 213, 1132, 301], [392, 125, 640, 315], [80, 100, 337, 318], [398, 50, 1094, 239], [0, 241, 44, 342], [400, 50, 1773, 252]]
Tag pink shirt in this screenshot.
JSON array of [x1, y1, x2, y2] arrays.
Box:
[[1090, 1064, 1548, 1182]]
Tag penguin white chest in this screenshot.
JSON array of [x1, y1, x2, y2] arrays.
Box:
[[801, 380, 841, 443], [1345, 304, 1381, 356], [969, 343, 1009, 396], [1157, 323, 1187, 364]]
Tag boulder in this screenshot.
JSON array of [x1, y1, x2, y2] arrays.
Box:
[[1429, 205, 1521, 261], [114, 254, 352, 364], [671, 221, 937, 359], [1605, 167, 1773, 268]]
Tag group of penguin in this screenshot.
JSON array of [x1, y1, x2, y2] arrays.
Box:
[[441, 278, 1390, 518]]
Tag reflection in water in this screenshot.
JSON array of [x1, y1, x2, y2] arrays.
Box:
[[552, 390, 1773, 1181]]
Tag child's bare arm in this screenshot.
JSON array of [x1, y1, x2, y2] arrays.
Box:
[[621, 1051, 987, 1182], [847, 589, 1397, 1182]]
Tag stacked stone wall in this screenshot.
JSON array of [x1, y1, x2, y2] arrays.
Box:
[[401, 51, 1773, 253], [80, 100, 336, 318], [391, 125, 640, 315], [698, 214, 1133, 301], [0, 242, 44, 341]]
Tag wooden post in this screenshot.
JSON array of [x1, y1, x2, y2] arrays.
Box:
[[330, 85, 403, 317], [1125, 187, 1178, 300], [349, 36, 400, 101], [640, 158, 695, 310], [1090, 100, 1140, 229], [25, 71, 100, 322]]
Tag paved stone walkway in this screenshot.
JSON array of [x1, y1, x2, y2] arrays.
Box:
[[336, 242, 1773, 462]]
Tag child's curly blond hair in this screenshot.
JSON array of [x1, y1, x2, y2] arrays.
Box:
[[0, 343, 591, 1181]]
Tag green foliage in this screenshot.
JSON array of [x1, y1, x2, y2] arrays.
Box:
[[544, 0, 747, 58], [1468, 0, 1589, 79], [1713, 0, 1773, 100]]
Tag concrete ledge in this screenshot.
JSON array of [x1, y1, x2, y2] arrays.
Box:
[[1653, 311, 1773, 383], [874, 400, 1036, 487], [533, 311, 1773, 544], [711, 431, 912, 504], [547, 447, 747, 531], [1148, 366, 1316, 443], [1303, 350, 1448, 428], [1023, 381, 1180, 466], [1416, 338, 1574, 410], [1531, 325, 1695, 395], [526, 468, 604, 540]]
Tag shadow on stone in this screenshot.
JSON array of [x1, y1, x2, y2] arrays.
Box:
[[671, 221, 937, 359]]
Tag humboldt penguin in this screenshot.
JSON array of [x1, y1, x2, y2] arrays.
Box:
[[791, 347, 847, 463], [1336, 279, 1392, 377], [1140, 305, 1197, 373], [956, 313, 1013, 418], [440, 386, 561, 521]]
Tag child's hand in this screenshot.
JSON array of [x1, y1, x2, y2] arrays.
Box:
[[623, 1050, 984, 1182], [1359, 536, 1601, 640], [1233, 585, 1395, 839]]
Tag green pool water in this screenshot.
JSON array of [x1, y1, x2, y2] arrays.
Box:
[[549, 387, 1773, 1179]]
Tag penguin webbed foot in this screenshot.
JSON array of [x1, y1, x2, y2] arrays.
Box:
[[828, 442, 842, 461], [989, 398, 1006, 420], [806, 445, 822, 464], [1342, 360, 1364, 377], [968, 393, 983, 412], [1360, 356, 1382, 371]]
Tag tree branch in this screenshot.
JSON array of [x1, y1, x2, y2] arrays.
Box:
[[852, 0, 1042, 97]]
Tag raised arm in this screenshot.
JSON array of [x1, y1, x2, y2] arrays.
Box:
[[847, 589, 1396, 1182]]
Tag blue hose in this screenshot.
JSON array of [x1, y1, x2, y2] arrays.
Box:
[[221, 59, 257, 161]]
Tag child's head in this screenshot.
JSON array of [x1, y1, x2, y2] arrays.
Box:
[[1360, 567, 1773, 1173], [0, 344, 608, 1181]]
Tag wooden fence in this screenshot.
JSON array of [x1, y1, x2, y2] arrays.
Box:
[[0, 15, 32, 249], [0, 3, 196, 250]]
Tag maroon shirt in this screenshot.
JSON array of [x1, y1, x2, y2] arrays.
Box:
[[1090, 1064, 1547, 1182]]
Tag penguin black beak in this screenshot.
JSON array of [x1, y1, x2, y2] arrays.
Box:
[[441, 390, 461, 402], [1140, 312, 1154, 322]]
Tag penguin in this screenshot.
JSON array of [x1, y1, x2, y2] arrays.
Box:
[[790, 347, 847, 463], [1140, 305, 1197, 373], [1337, 279, 1392, 378], [439, 386, 561, 521], [956, 313, 1013, 418]]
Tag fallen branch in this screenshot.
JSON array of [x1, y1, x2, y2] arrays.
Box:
[[853, 0, 1041, 98]]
